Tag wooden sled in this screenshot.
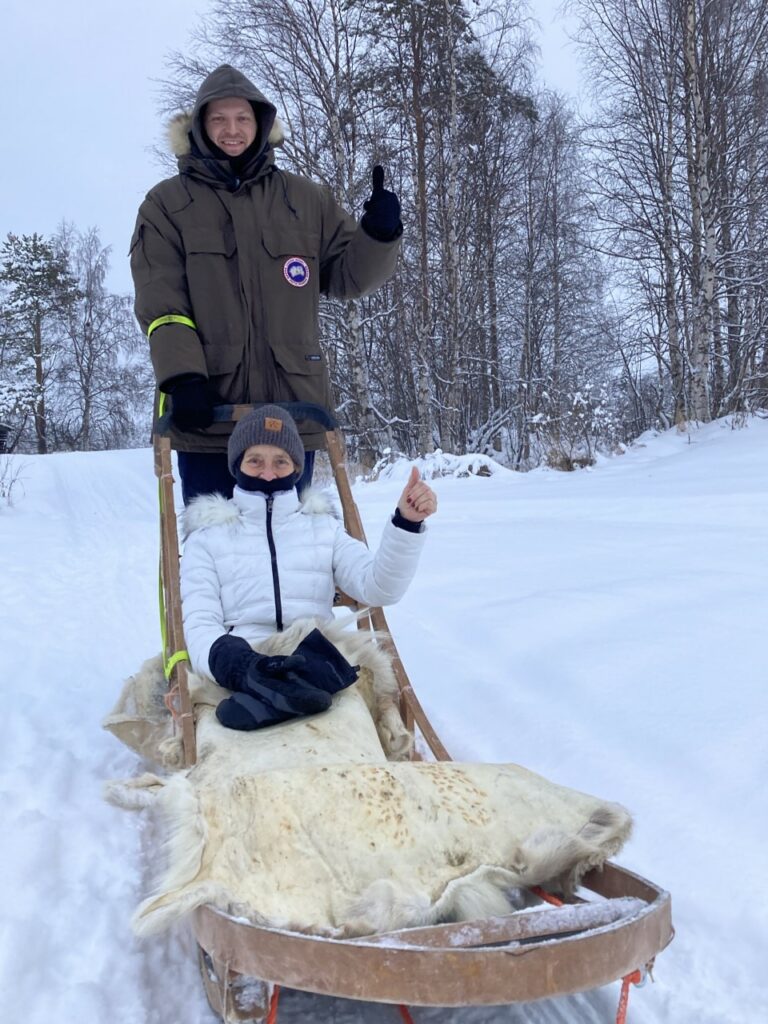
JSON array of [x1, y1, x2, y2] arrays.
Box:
[[153, 407, 673, 1022]]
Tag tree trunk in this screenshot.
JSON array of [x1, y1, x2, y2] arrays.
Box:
[[684, 0, 714, 422], [33, 313, 48, 454], [345, 300, 379, 467], [663, 59, 685, 425], [410, 12, 434, 456], [437, 0, 461, 453]]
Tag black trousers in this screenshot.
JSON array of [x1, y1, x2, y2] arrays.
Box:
[[177, 450, 316, 506]]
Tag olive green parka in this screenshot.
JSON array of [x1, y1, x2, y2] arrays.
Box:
[[130, 65, 401, 451]]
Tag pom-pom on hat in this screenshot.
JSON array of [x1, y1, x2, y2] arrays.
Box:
[[227, 404, 305, 476]]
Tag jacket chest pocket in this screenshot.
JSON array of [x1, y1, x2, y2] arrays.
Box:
[[183, 226, 238, 306], [183, 226, 242, 354], [184, 226, 237, 259]]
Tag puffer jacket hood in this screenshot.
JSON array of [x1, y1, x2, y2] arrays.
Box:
[[168, 65, 285, 183]]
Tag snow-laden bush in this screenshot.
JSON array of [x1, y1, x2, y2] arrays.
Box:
[[368, 448, 512, 482], [529, 384, 622, 471]]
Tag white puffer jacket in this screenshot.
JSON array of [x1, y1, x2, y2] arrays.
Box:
[[180, 486, 427, 675]]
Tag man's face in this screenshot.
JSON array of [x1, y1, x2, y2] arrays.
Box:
[[204, 97, 257, 156]]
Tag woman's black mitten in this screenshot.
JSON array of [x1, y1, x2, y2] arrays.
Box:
[[244, 657, 331, 715], [290, 629, 360, 694], [208, 634, 258, 691]]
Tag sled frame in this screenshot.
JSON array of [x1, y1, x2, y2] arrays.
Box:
[[154, 432, 196, 765], [192, 862, 671, 1007], [153, 407, 672, 1014]]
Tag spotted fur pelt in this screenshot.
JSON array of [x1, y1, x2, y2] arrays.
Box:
[[104, 620, 632, 941]]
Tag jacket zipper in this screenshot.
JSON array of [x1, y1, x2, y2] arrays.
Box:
[[265, 495, 283, 630]]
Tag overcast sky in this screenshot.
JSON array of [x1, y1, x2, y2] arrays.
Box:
[[0, 1, 580, 297]]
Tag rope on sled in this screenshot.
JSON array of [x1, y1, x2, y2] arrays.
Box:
[[266, 984, 280, 1024], [615, 970, 643, 1024], [531, 887, 647, 1024]]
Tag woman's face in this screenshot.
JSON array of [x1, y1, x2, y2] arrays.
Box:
[[240, 444, 296, 480]]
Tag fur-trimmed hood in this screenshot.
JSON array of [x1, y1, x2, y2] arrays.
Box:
[[167, 109, 285, 158], [167, 64, 285, 159], [180, 487, 339, 539]]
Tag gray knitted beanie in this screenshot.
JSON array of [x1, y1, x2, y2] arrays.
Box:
[[227, 404, 305, 475]]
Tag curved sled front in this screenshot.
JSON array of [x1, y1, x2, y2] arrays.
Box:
[[192, 862, 671, 1007]]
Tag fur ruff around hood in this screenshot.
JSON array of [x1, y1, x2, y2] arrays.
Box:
[[167, 109, 285, 157], [169, 63, 286, 158], [180, 487, 339, 538]]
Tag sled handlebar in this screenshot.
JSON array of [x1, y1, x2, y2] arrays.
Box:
[[155, 401, 338, 436]]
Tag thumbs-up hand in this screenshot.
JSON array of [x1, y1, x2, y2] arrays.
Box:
[[397, 466, 438, 523], [361, 164, 402, 241], [371, 164, 385, 193]]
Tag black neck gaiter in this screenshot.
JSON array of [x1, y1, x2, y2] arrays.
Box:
[[234, 469, 299, 495], [200, 131, 267, 184]]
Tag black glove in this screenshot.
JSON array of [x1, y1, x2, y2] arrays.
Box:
[[209, 634, 314, 696], [208, 634, 256, 691], [167, 374, 215, 431], [216, 691, 293, 731], [244, 654, 331, 715], [289, 629, 359, 694], [210, 634, 331, 730], [361, 165, 402, 242], [216, 685, 328, 731]]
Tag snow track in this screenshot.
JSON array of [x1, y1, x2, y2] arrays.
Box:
[[1, 420, 767, 1022]]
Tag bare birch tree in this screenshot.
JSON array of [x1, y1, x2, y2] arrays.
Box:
[[572, 0, 768, 425]]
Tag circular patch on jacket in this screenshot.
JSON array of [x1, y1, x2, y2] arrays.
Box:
[[283, 257, 310, 287]]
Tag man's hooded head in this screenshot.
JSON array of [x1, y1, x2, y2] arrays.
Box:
[[166, 64, 285, 181], [191, 65, 277, 165]]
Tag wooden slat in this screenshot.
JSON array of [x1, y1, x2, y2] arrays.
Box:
[[325, 430, 445, 747], [325, 430, 368, 540], [581, 861, 668, 904], [350, 897, 646, 949], [153, 435, 196, 767]]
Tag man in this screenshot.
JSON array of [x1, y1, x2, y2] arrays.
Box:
[[130, 64, 402, 503]]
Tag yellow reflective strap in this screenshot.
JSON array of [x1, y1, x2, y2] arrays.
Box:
[[164, 648, 190, 681], [157, 455, 189, 681], [147, 314, 197, 339], [158, 554, 168, 661]]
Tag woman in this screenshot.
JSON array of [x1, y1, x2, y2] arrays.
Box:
[[180, 404, 437, 730]]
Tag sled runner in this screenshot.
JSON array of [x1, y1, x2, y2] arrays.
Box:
[[151, 406, 673, 1023]]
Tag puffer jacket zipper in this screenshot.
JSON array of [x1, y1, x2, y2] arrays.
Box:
[[265, 494, 283, 630]]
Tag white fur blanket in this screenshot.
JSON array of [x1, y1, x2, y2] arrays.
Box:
[[103, 617, 411, 770], [104, 619, 632, 939]]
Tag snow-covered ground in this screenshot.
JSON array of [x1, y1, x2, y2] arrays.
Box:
[[1, 416, 766, 1023]]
